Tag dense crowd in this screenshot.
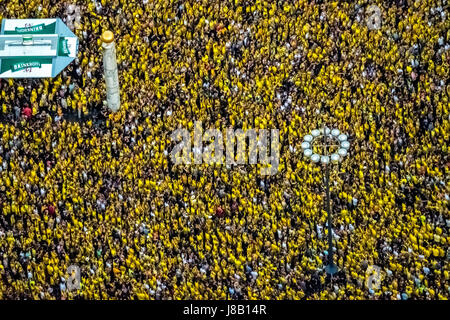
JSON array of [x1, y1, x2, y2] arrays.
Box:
[[0, 0, 449, 300]]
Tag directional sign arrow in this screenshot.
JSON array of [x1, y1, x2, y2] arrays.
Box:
[[0, 18, 79, 78]]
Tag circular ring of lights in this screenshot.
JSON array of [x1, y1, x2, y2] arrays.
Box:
[[302, 127, 350, 164]]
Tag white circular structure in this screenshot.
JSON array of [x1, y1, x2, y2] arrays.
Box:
[[338, 148, 348, 157], [304, 149, 313, 157], [311, 154, 320, 163], [338, 134, 348, 142], [331, 129, 340, 137], [341, 141, 350, 149], [303, 127, 350, 163], [304, 134, 313, 142], [331, 153, 340, 163], [321, 155, 330, 164]]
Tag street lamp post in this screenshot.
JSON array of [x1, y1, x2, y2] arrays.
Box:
[[302, 126, 350, 275]]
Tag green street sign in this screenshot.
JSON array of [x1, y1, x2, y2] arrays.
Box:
[[0, 18, 78, 78]]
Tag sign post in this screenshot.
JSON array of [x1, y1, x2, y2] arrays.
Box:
[[0, 18, 78, 78]]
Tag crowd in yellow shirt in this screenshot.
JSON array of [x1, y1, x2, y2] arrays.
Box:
[[0, 0, 449, 300]]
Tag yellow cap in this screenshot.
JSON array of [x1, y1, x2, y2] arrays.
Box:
[[101, 31, 114, 43]]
